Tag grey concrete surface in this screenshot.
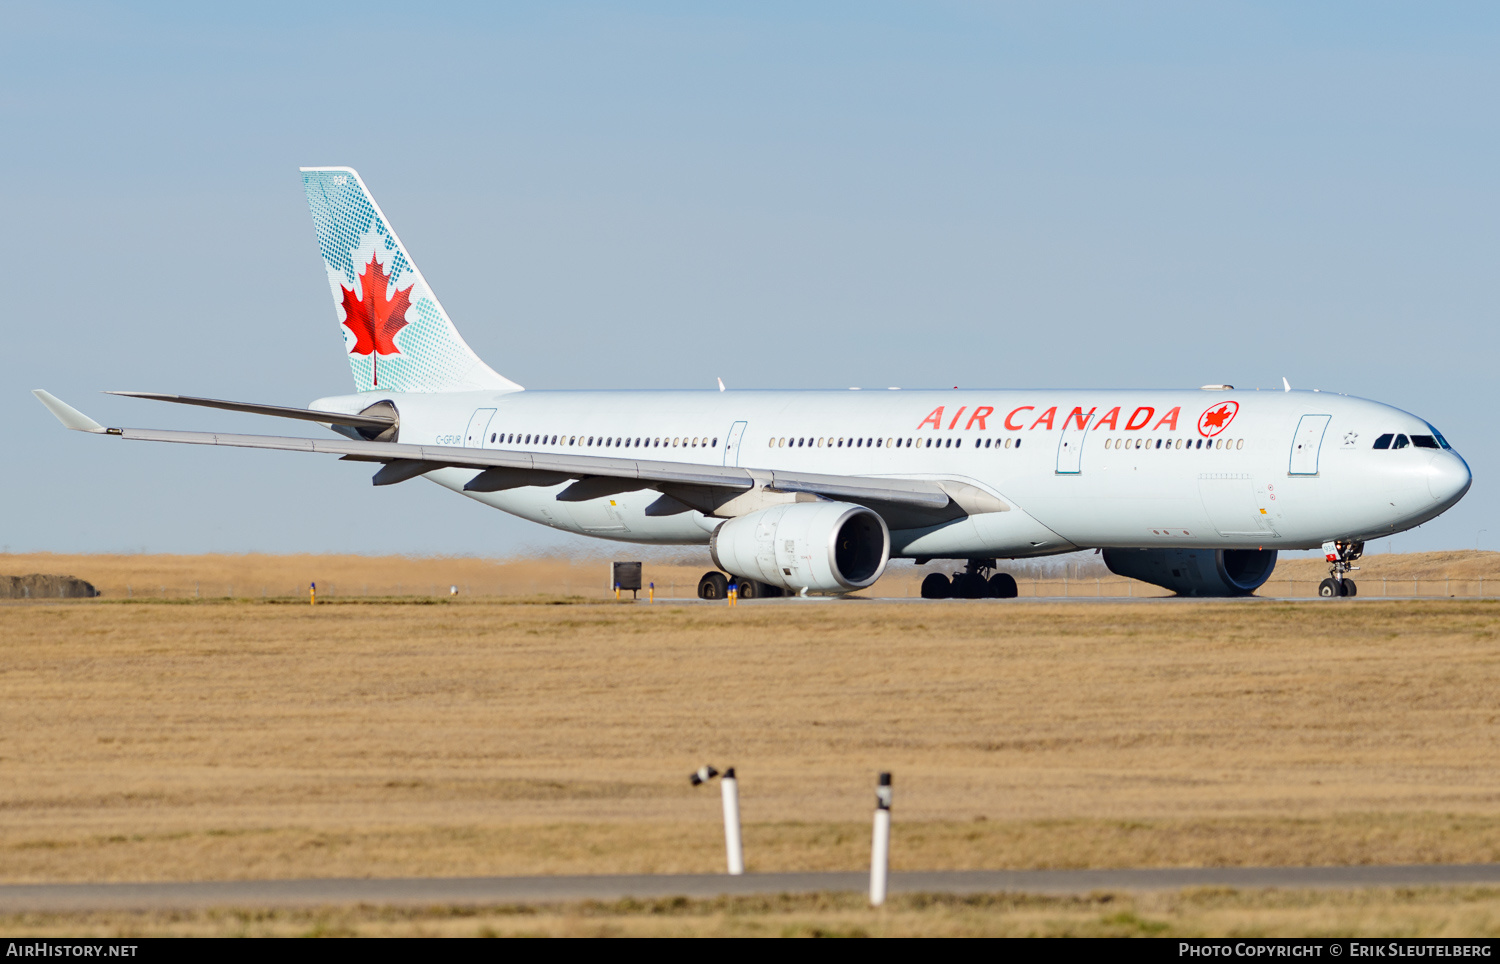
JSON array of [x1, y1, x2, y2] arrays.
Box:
[[2, 864, 1498, 912]]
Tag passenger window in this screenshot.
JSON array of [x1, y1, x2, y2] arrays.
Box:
[[1015, 438, 1022, 449], [1393, 434, 1409, 449], [925, 438, 932, 448], [712, 438, 718, 447], [489, 433, 496, 443], [1411, 435, 1439, 448], [1236, 439, 1244, 450]]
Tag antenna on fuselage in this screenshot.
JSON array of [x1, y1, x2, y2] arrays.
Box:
[[1283, 377, 1292, 392], [717, 377, 726, 392]]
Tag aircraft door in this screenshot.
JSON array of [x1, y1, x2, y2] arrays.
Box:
[[1055, 411, 1094, 474], [1200, 474, 1276, 537], [465, 408, 496, 448], [723, 421, 748, 467], [1288, 415, 1331, 475]]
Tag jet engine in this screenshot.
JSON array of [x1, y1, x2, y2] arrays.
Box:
[[1102, 547, 1278, 597], [710, 501, 890, 594]]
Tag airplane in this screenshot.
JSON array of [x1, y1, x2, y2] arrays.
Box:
[[34, 167, 1472, 600]]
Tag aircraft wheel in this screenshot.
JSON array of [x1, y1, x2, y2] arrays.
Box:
[[736, 579, 759, 600], [920, 573, 952, 599], [987, 573, 1019, 599], [698, 571, 729, 600], [952, 572, 985, 599], [1318, 578, 1341, 598], [1341, 579, 1358, 598]]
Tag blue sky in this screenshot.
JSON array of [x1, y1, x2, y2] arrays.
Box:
[[4, 2, 1496, 556]]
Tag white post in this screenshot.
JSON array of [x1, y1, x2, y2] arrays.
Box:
[[870, 772, 892, 906], [721, 767, 744, 875]]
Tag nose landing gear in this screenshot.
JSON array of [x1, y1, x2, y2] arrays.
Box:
[[920, 559, 1019, 599], [1318, 540, 1363, 598]]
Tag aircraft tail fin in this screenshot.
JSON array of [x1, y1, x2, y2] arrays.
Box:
[[300, 167, 522, 394]]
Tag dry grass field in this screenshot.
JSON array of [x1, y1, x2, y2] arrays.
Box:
[[5, 888, 1500, 937], [2, 552, 1499, 935], [5, 548, 1500, 601]]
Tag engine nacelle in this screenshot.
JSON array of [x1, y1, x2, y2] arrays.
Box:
[[710, 501, 890, 594], [1102, 548, 1278, 597]]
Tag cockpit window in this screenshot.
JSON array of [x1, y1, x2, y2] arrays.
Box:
[[1374, 434, 1393, 450], [1410, 435, 1440, 448], [1392, 434, 1410, 449], [1428, 426, 1452, 449]]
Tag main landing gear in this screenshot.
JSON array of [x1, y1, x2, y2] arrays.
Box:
[[920, 559, 1019, 599], [1318, 540, 1363, 598], [697, 571, 784, 600]]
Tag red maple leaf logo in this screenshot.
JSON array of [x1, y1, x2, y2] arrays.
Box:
[[340, 253, 413, 387], [1197, 400, 1239, 437]]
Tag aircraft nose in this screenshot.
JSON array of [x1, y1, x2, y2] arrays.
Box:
[[1426, 453, 1472, 505]]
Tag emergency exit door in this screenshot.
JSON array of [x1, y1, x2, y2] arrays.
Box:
[[1055, 411, 1094, 474], [722, 421, 748, 467], [1288, 414, 1331, 475], [465, 408, 495, 448]]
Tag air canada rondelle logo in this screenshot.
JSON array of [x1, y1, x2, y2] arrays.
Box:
[[1197, 400, 1238, 437]]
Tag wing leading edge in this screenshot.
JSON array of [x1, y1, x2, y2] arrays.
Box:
[[34, 391, 974, 517]]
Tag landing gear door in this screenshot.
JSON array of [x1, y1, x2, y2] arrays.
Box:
[[723, 420, 748, 467], [465, 408, 496, 448], [1289, 414, 1331, 476], [1055, 411, 1094, 474]]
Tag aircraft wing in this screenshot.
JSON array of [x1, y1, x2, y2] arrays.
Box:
[[33, 391, 961, 514], [103, 391, 396, 430]]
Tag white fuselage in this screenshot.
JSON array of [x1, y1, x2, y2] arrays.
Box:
[[312, 387, 1472, 559]]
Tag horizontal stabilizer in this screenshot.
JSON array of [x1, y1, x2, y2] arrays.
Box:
[[108, 392, 396, 430], [32, 390, 107, 433]]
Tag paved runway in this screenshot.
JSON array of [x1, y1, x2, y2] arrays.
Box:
[[3, 865, 1499, 912]]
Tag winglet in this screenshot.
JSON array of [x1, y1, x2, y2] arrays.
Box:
[[32, 390, 109, 433]]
